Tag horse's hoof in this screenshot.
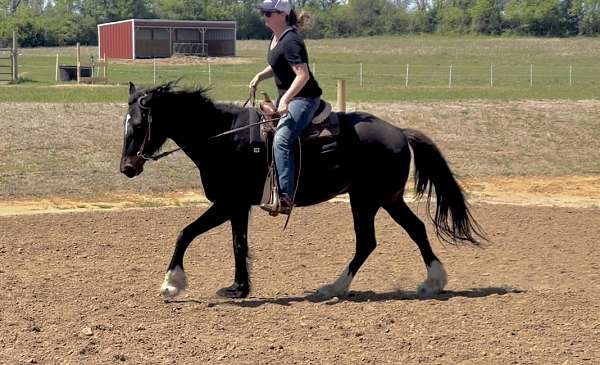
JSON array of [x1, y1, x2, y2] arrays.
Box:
[[316, 268, 354, 299], [216, 283, 249, 299], [417, 260, 447, 298], [160, 266, 187, 301], [316, 283, 348, 299]]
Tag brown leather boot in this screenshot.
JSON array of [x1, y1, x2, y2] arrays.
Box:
[[260, 196, 293, 216], [278, 196, 293, 215]]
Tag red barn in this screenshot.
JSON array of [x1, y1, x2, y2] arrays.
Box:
[[97, 19, 237, 59]]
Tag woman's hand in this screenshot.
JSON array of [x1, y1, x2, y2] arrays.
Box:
[[249, 66, 274, 91], [277, 98, 289, 116], [249, 74, 261, 91]]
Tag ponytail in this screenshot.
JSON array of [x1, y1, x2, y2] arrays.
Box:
[[287, 9, 311, 30]]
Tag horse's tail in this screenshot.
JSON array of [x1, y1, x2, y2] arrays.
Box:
[[403, 128, 487, 245]]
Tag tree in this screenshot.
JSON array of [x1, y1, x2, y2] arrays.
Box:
[[570, 0, 600, 34], [504, 0, 563, 35], [469, 0, 502, 34]]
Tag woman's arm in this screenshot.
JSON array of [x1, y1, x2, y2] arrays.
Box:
[[278, 63, 310, 114], [249, 65, 274, 90]]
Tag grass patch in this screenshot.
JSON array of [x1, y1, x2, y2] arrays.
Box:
[[3, 35, 600, 103], [1, 101, 599, 199]]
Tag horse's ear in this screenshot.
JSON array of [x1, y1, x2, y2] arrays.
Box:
[[129, 82, 136, 95]]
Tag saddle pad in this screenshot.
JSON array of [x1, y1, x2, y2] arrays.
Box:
[[302, 112, 339, 142]]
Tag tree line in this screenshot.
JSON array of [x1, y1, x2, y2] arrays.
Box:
[[1, 0, 600, 47]]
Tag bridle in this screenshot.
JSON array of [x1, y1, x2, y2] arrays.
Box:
[[135, 96, 156, 161], [133, 89, 284, 162]]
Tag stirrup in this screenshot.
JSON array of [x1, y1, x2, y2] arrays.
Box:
[[260, 196, 292, 216]]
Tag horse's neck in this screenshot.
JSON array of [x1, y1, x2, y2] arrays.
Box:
[[167, 100, 233, 139]]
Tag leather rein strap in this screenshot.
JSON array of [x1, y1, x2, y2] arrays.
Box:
[[138, 89, 281, 161]]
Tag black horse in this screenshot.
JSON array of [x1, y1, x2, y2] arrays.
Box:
[[120, 81, 485, 300]]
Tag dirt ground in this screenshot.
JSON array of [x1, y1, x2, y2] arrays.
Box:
[[1, 100, 599, 363], [1, 199, 599, 364]]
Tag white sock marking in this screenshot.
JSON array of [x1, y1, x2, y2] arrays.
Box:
[[417, 260, 447, 297], [160, 266, 187, 300], [317, 267, 354, 298]]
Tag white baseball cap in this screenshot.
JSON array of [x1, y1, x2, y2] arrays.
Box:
[[256, 0, 292, 15]]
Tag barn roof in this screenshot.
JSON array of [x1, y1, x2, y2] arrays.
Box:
[[98, 19, 236, 30]]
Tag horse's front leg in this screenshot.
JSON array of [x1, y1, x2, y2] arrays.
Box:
[[216, 206, 251, 298], [161, 204, 230, 301]]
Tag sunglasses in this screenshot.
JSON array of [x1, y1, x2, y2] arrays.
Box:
[[262, 11, 282, 17]]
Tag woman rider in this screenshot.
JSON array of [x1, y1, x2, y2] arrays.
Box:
[[249, 0, 323, 215]]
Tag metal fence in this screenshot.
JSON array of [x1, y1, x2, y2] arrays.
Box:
[[142, 61, 600, 89], [0, 32, 18, 83]]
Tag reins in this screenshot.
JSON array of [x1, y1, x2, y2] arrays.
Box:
[[137, 89, 283, 162]]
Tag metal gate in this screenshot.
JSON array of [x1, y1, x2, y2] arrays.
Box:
[[0, 33, 17, 83], [0, 47, 12, 83]]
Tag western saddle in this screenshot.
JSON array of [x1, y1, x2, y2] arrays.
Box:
[[257, 92, 340, 217]]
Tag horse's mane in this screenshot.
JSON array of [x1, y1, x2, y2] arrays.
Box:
[[147, 80, 244, 115], [148, 80, 211, 102]]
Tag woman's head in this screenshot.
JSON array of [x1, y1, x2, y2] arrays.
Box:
[[257, 0, 311, 30]]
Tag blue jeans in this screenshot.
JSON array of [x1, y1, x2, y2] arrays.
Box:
[[274, 96, 320, 199]]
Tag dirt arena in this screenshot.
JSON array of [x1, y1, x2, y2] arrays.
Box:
[[1, 197, 599, 364], [1, 101, 599, 363]]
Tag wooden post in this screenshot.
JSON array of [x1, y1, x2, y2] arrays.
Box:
[[448, 64, 453, 88], [490, 64, 493, 87], [76, 42, 81, 84], [11, 31, 17, 82], [208, 62, 212, 85], [569, 65, 572, 86], [359, 63, 363, 87], [336, 79, 346, 113], [405, 64, 409, 87], [529, 64, 533, 88], [103, 53, 107, 78], [55, 54, 59, 81]]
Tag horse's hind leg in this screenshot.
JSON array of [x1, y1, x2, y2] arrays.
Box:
[[316, 194, 379, 298], [383, 197, 447, 297]]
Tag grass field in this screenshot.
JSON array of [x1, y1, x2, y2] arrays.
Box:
[[1, 35, 600, 102], [1, 100, 599, 200]]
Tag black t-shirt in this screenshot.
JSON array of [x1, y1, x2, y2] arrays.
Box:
[[267, 29, 322, 100]]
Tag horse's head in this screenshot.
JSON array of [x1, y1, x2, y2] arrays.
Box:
[[120, 82, 170, 178]]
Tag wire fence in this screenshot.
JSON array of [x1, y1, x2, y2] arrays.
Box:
[[16, 47, 600, 89], [138, 60, 600, 90]]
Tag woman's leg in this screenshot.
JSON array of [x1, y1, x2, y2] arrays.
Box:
[[273, 97, 320, 200]]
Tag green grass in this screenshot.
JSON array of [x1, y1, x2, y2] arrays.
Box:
[[2, 35, 600, 102]]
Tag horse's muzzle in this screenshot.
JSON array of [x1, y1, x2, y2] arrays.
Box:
[[120, 157, 145, 178]]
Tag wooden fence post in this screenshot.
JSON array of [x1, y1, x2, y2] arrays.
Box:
[[11, 31, 17, 82], [569, 65, 572, 86], [405, 64, 409, 88], [76, 42, 81, 84], [208, 62, 212, 85], [359, 63, 363, 87], [529, 64, 533, 88], [103, 53, 107, 79], [337, 79, 346, 113]]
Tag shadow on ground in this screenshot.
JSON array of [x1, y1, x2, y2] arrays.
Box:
[[171, 287, 523, 308]]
